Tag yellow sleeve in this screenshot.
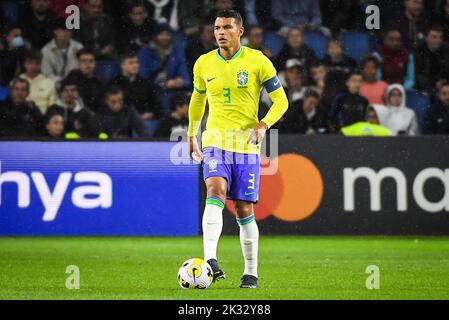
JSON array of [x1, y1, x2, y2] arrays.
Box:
[[261, 88, 289, 129], [188, 58, 207, 137], [259, 54, 277, 84], [259, 55, 289, 129], [193, 57, 206, 94]]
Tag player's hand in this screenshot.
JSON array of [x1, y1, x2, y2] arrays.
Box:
[[188, 136, 203, 164], [248, 122, 268, 145]]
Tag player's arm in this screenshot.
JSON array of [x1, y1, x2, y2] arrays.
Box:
[[249, 57, 289, 144], [188, 58, 207, 162], [260, 79, 289, 129]]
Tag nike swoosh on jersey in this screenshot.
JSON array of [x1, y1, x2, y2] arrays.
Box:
[[207, 77, 217, 82]]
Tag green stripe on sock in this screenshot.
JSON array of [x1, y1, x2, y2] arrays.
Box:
[[206, 198, 225, 209], [237, 215, 255, 226]]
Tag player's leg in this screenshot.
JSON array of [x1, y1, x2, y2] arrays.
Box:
[[235, 200, 259, 288], [202, 147, 231, 282], [229, 152, 261, 288], [203, 176, 226, 262]]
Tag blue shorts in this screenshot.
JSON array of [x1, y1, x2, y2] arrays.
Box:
[[202, 147, 261, 203]]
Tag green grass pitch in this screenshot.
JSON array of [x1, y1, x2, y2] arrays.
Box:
[[1, 236, 449, 300]]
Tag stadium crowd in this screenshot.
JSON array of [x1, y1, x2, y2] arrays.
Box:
[[1, 0, 449, 139]]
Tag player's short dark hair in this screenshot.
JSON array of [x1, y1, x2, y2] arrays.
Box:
[[303, 89, 321, 101], [215, 10, 243, 26], [119, 50, 139, 64], [360, 55, 379, 69], [170, 92, 190, 111], [24, 50, 43, 63], [76, 48, 95, 60]]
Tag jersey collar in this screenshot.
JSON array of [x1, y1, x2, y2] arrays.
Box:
[[216, 46, 244, 62]]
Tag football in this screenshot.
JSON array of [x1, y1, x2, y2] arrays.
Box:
[[177, 258, 213, 289]]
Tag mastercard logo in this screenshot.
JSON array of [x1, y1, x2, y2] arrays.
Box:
[[226, 154, 324, 222]]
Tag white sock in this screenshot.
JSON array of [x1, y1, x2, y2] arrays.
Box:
[[202, 197, 224, 261], [237, 215, 259, 278]]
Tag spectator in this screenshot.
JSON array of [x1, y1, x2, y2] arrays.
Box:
[[20, 50, 56, 114], [65, 49, 103, 110], [138, 24, 190, 90], [20, 0, 57, 50], [272, 0, 322, 33], [282, 59, 309, 103], [359, 55, 389, 105], [49, 0, 85, 18], [41, 19, 84, 85], [145, 0, 178, 26], [437, 0, 449, 43], [185, 23, 217, 78], [73, 0, 116, 59], [0, 78, 43, 137], [111, 51, 162, 121], [322, 39, 356, 82], [95, 86, 149, 138], [274, 26, 317, 73], [341, 105, 393, 137], [0, 25, 28, 86], [245, 0, 275, 29], [0, 6, 7, 33], [310, 63, 327, 96], [386, 0, 427, 48], [319, 0, 364, 37], [154, 92, 189, 138], [65, 108, 106, 139], [116, 1, 157, 54], [207, 0, 246, 23], [414, 25, 449, 95], [373, 28, 415, 90], [279, 89, 328, 134], [375, 84, 420, 136], [44, 108, 65, 138], [244, 25, 272, 59], [310, 62, 337, 110], [174, 1, 204, 35], [424, 83, 449, 134], [46, 78, 85, 132], [329, 71, 369, 132]]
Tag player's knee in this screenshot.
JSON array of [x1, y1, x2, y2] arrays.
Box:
[[207, 186, 226, 201], [235, 202, 253, 219]]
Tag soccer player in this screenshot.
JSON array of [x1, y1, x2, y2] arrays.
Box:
[[188, 10, 289, 289]]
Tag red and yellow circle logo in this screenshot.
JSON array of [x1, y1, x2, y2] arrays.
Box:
[[226, 154, 324, 222]]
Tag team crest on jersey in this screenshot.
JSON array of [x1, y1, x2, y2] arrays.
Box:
[[208, 159, 218, 172], [237, 70, 249, 86]]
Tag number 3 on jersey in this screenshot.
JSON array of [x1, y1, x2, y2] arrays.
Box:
[[223, 88, 232, 104]]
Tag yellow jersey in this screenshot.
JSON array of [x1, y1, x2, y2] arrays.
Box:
[[188, 46, 288, 154]]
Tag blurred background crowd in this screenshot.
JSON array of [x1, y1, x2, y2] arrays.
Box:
[[1, 0, 449, 140]]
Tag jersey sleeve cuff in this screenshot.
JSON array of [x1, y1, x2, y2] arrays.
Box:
[[194, 86, 207, 94]]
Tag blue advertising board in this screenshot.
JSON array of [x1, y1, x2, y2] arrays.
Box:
[[0, 142, 200, 236]]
